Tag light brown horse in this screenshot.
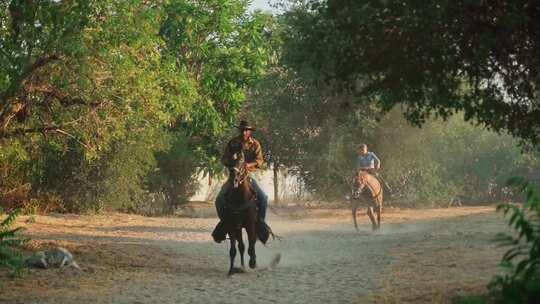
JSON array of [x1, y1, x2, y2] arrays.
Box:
[[351, 170, 383, 231]]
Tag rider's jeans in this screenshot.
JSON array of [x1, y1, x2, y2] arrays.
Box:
[[215, 176, 268, 221]]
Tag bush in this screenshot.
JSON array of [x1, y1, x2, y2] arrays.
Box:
[[488, 178, 540, 303], [146, 131, 200, 214], [0, 208, 28, 273], [33, 135, 158, 214]]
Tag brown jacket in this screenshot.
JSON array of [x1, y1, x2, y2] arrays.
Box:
[[222, 135, 264, 172]]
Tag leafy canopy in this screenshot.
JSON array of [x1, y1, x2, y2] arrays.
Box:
[[280, 0, 540, 146]]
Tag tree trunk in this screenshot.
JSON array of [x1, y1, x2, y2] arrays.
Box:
[[273, 162, 279, 206]]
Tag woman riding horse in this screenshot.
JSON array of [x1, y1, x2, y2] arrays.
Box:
[[352, 170, 383, 231], [352, 144, 383, 231]]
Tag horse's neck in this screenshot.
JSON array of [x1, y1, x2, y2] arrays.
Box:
[[364, 174, 381, 193], [239, 180, 253, 201], [364, 174, 375, 184], [229, 180, 253, 204]]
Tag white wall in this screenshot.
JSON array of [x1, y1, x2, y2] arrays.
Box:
[[189, 169, 309, 203]]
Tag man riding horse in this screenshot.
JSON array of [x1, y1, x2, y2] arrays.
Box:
[[213, 120, 270, 242]]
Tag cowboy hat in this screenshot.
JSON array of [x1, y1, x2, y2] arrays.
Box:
[[235, 120, 256, 131]]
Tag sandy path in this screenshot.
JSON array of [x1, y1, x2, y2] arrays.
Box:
[[0, 206, 509, 303]]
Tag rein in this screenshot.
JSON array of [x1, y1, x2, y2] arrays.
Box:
[[357, 173, 382, 199], [234, 169, 249, 188]]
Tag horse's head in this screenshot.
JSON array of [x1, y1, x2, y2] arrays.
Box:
[[229, 143, 248, 189]]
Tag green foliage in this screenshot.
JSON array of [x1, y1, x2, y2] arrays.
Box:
[[249, 66, 534, 205], [248, 68, 372, 200], [452, 294, 489, 304], [147, 131, 200, 214], [30, 130, 174, 214], [0, 1, 272, 214], [0, 208, 28, 272], [160, 0, 272, 169], [238, 1, 540, 206], [489, 178, 540, 303], [244, 2, 540, 206], [374, 111, 533, 205], [31, 140, 105, 213], [0, 140, 30, 209], [279, 0, 540, 146]]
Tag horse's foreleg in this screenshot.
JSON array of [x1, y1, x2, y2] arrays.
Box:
[[367, 206, 377, 231], [352, 205, 359, 231], [228, 236, 237, 275], [247, 226, 257, 269], [237, 229, 245, 268]]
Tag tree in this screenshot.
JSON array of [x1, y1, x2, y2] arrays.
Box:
[[280, 0, 540, 146], [247, 67, 379, 201], [246, 13, 380, 202], [160, 0, 272, 174], [0, 0, 275, 213], [0, 0, 175, 154], [147, 131, 200, 213]]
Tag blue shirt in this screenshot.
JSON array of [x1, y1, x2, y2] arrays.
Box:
[[356, 152, 381, 170]]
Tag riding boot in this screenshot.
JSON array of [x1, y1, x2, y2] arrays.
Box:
[[254, 202, 266, 244], [257, 211, 266, 224], [212, 220, 227, 243]]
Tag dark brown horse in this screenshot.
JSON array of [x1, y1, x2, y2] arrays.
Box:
[[351, 170, 383, 231], [223, 146, 258, 275]]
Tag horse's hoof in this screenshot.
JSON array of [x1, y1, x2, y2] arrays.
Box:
[[228, 267, 246, 275], [249, 259, 257, 269]]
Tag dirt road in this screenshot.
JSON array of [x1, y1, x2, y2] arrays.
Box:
[[0, 206, 508, 303]]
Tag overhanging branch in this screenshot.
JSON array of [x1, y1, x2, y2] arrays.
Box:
[[0, 125, 93, 150]]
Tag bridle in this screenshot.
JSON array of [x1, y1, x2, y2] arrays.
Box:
[[356, 172, 382, 199], [231, 150, 249, 188]]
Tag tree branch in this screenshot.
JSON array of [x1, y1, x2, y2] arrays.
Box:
[[25, 84, 100, 108], [0, 124, 93, 150], [0, 54, 61, 128]]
